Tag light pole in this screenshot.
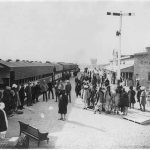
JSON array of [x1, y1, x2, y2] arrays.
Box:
[[107, 11, 134, 85]]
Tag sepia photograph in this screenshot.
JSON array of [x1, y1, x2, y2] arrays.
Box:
[[0, 0, 150, 149]]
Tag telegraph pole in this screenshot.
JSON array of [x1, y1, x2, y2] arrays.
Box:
[[107, 11, 134, 85]]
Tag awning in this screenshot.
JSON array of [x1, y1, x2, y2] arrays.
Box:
[[121, 65, 134, 72], [105, 64, 134, 73]]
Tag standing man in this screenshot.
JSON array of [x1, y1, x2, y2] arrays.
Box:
[[48, 80, 54, 100], [140, 86, 146, 112], [2, 86, 12, 115], [25, 82, 32, 106], [65, 80, 72, 103], [31, 83, 36, 104], [54, 80, 59, 102], [58, 80, 64, 96], [136, 86, 142, 110], [128, 86, 136, 109], [35, 81, 41, 102], [75, 78, 81, 97], [19, 84, 25, 109], [40, 80, 48, 102], [120, 88, 129, 115]]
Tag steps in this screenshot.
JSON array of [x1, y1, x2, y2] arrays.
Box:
[[123, 109, 150, 125]]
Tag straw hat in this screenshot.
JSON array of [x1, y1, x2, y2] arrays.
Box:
[[140, 86, 145, 90], [12, 84, 17, 88], [0, 102, 5, 110]]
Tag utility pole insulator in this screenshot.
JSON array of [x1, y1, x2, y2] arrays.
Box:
[[116, 31, 121, 36]]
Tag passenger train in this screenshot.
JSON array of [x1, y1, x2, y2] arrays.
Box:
[[0, 59, 79, 88]]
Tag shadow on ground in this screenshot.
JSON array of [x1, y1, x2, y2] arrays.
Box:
[[66, 120, 106, 133]]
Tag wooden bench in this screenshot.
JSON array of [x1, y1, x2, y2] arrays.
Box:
[[18, 121, 49, 147]]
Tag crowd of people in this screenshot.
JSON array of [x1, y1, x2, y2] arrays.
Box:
[[74, 68, 148, 115], [0, 67, 149, 140], [0, 71, 73, 139], [0, 71, 73, 117]]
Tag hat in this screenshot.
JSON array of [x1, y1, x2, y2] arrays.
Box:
[[0, 102, 5, 110], [12, 84, 17, 88], [84, 85, 89, 89], [140, 86, 145, 90]]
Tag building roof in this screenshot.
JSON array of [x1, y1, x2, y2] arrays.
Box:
[[134, 51, 147, 56], [110, 55, 134, 62], [50, 62, 63, 72]]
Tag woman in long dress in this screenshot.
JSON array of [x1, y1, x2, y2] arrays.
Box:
[[105, 86, 112, 113], [113, 87, 121, 114], [58, 90, 68, 121], [94, 87, 104, 114], [82, 85, 90, 109]]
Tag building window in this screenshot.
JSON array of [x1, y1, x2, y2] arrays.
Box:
[[148, 72, 150, 81]]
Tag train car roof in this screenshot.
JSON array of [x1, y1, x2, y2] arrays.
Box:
[[49, 62, 63, 72], [0, 60, 54, 68], [0, 60, 54, 80]]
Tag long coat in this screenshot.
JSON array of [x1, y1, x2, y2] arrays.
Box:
[[58, 94, 68, 114], [0, 109, 8, 132], [83, 89, 90, 102], [75, 81, 81, 94], [128, 89, 136, 103], [140, 90, 146, 106], [120, 91, 129, 107], [96, 90, 104, 104], [2, 89, 11, 114], [25, 86, 32, 100], [105, 90, 112, 105], [137, 89, 142, 102], [19, 86, 25, 100], [114, 92, 120, 106]]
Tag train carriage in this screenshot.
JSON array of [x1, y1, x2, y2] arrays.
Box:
[[0, 59, 79, 88], [0, 60, 54, 88]]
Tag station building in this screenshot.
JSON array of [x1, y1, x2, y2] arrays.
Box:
[[104, 47, 150, 88], [134, 47, 150, 88]]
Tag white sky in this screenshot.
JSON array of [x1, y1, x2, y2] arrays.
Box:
[[0, 0, 150, 64]]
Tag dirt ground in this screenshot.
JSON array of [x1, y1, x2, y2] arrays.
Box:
[[6, 77, 150, 149]]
